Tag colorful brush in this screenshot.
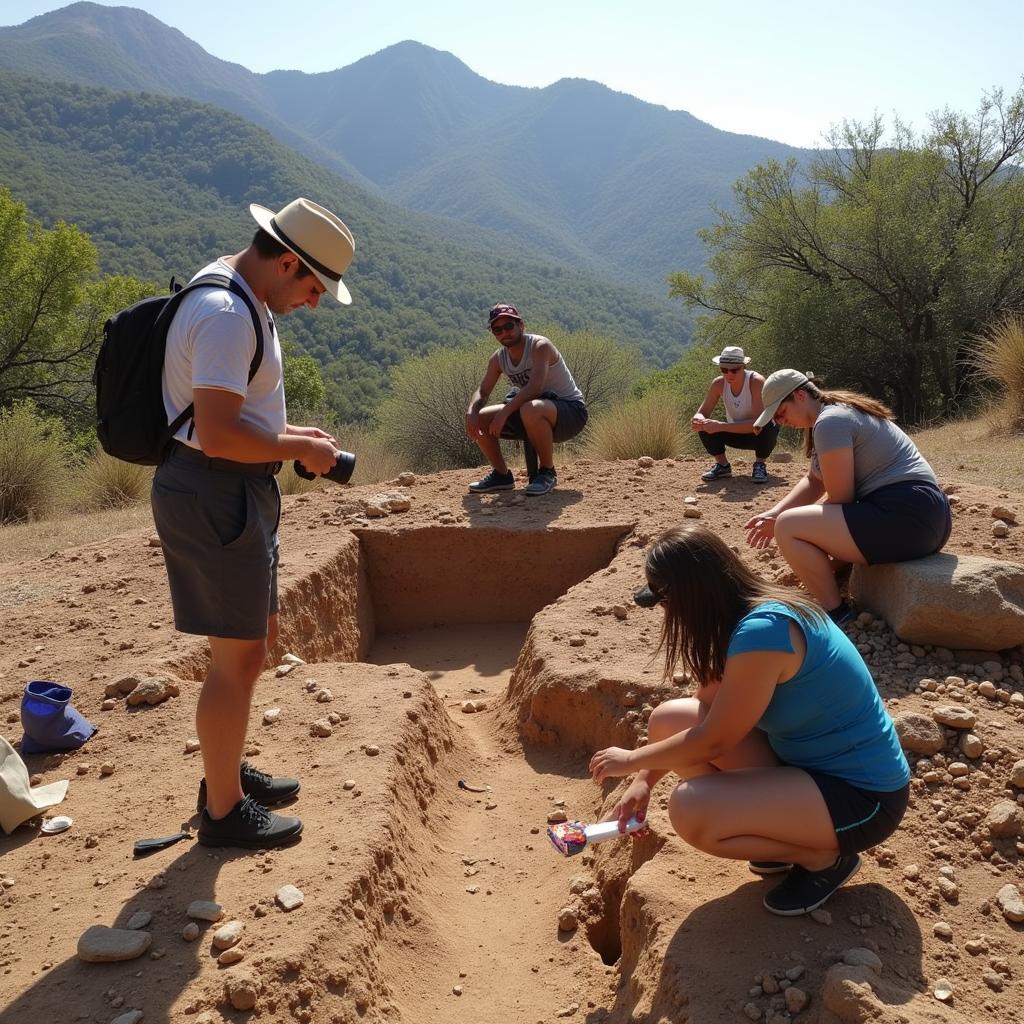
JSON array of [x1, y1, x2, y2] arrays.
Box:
[[547, 816, 648, 857]]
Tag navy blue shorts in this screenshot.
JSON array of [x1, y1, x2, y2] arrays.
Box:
[[501, 390, 589, 443], [151, 444, 281, 640], [842, 480, 951, 565], [804, 770, 909, 856]]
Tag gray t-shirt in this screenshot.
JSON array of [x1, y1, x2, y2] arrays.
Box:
[[810, 404, 938, 498]]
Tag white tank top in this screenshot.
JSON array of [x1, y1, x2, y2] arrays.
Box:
[[722, 370, 754, 423]]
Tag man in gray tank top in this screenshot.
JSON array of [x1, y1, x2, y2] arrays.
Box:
[[465, 303, 588, 496]]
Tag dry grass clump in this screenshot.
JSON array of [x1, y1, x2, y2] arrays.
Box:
[[76, 450, 153, 509], [585, 391, 683, 461], [968, 313, 1024, 430], [0, 403, 70, 524]]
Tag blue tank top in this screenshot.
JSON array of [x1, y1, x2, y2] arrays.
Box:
[[726, 602, 910, 791]]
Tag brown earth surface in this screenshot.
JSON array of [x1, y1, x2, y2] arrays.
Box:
[[1, 453, 1023, 1024]]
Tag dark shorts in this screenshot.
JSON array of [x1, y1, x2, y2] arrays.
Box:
[[501, 390, 589, 443], [842, 480, 952, 565], [151, 443, 281, 640], [803, 769, 910, 856]]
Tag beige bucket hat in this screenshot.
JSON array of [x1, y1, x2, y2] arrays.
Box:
[[712, 345, 751, 366], [0, 736, 68, 834], [249, 198, 355, 304]]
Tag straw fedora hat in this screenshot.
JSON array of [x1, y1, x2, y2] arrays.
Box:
[[249, 198, 355, 304], [0, 736, 68, 834]]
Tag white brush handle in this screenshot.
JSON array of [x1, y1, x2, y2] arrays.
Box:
[[583, 817, 643, 844]]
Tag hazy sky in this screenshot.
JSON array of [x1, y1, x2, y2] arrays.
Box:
[[3, 0, 1021, 147]]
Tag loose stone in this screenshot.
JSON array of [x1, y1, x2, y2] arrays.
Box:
[[218, 948, 245, 966], [262, 708, 281, 725], [276, 884, 304, 911], [187, 900, 224, 922], [212, 920, 244, 950], [557, 908, 578, 932], [225, 973, 260, 1011], [126, 911, 152, 930], [182, 923, 200, 941], [77, 925, 151, 963], [996, 883, 1024, 922]]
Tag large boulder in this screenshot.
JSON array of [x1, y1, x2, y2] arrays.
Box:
[[850, 553, 1024, 650]]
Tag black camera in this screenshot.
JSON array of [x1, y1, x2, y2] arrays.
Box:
[[293, 450, 356, 485]]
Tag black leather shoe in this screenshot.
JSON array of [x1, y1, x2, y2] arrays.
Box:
[[196, 761, 300, 813], [198, 795, 302, 849]]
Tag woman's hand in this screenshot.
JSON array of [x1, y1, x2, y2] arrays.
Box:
[[589, 746, 636, 784], [744, 512, 776, 549], [607, 778, 651, 832]]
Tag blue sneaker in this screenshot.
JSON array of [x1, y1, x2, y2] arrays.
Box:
[[469, 469, 515, 493], [525, 467, 557, 496], [701, 462, 732, 481]]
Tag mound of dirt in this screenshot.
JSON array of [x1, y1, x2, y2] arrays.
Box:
[[0, 455, 1022, 1024]]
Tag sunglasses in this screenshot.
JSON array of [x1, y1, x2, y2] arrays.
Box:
[[720, 365, 743, 374], [491, 320, 519, 334]]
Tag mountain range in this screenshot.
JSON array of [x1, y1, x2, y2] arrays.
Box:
[[0, 2, 809, 292]]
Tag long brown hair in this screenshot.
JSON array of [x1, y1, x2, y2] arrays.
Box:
[[645, 524, 824, 685], [794, 380, 895, 457]]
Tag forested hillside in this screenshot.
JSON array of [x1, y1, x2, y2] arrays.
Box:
[[0, 3, 808, 291], [0, 72, 688, 421]]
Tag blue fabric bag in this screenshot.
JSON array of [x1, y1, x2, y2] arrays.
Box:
[[20, 680, 97, 754]]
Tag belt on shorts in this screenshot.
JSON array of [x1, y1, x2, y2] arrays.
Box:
[[166, 440, 282, 477]]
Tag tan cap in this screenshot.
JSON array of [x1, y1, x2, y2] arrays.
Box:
[[753, 369, 812, 429]]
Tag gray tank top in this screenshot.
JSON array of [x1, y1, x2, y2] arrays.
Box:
[[497, 333, 584, 402]]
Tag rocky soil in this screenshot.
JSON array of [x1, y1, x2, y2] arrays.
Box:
[[0, 453, 1021, 1024]]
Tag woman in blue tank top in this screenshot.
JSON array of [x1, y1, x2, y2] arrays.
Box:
[[589, 524, 911, 917]]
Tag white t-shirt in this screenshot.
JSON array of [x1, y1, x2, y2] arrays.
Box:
[[162, 259, 286, 448]]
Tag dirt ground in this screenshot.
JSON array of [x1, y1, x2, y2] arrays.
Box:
[[0, 452, 1022, 1024]]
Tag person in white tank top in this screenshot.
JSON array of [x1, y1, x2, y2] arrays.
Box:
[[691, 346, 779, 484], [465, 302, 589, 496]]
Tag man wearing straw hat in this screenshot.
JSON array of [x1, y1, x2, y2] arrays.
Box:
[[152, 198, 355, 849], [691, 345, 779, 484]]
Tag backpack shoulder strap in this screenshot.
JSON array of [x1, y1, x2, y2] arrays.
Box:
[[164, 273, 269, 447]]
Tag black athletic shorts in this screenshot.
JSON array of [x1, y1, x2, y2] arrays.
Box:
[[151, 443, 281, 640], [842, 479, 951, 565], [501, 389, 589, 443], [803, 769, 910, 856]]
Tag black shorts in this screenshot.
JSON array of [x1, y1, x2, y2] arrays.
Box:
[[151, 443, 281, 640], [803, 770, 909, 856], [842, 480, 951, 565], [501, 390, 589, 443]]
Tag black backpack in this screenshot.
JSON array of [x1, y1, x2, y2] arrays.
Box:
[[94, 273, 264, 465]]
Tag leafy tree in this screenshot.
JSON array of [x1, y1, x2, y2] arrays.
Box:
[[669, 87, 1024, 423], [282, 343, 327, 418], [0, 187, 149, 423]]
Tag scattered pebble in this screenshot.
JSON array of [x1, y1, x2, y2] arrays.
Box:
[[212, 920, 244, 950], [77, 925, 151, 962], [276, 885, 304, 911], [186, 900, 224, 922], [262, 708, 281, 725], [182, 923, 200, 942]]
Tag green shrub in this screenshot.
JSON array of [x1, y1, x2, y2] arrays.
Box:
[[585, 391, 684, 461], [379, 328, 639, 472], [968, 313, 1024, 430], [75, 450, 153, 510], [0, 402, 71, 523]]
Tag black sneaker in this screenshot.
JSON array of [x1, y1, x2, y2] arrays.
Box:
[[469, 469, 515, 493], [827, 601, 856, 628], [196, 761, 300, 813], [751, 461, 768, 484], [525, 467, 557, 496], [701, 462, 732, 481], [198, 795, 303, 849], [749, 860, 793, 875], [763, 854, 861, 916]]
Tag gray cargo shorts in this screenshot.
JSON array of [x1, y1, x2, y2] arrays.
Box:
[[151, 443, 281, 640]]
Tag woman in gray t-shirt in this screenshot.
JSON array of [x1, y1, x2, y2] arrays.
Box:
[[743, 371, 951, 626]]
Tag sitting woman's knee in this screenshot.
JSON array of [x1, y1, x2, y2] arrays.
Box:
[[648, 698, 701, 743], [668, 782, 712, 849]]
